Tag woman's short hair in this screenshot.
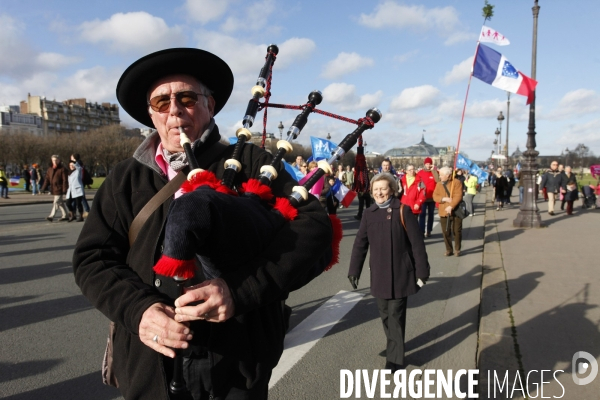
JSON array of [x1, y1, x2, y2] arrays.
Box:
[[307, 161, 318, 171], [370, 173, 398, 196], [438, 166, 452, 177]]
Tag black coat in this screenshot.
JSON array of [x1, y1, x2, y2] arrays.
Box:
[[563, 172, 579, 201], [493, 175, 509, 200], [540, 170, 565, 193], [348, 198, 430, 299], [72, 125, 332, 399]]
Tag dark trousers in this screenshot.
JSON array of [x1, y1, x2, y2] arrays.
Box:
[[182, 355, 270, 400], [418, 201, 435, 234], [566, 200, 574, 215], [377, 297, 407, 367], [440, 215, 462, 253], [357, 192, 372, 216], [67, 196, 83, 217]]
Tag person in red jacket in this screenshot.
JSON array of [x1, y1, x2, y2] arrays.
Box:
[[400, 164, 426, 215], [416, 157, 439, 237]]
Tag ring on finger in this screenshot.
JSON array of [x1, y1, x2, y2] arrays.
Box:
[[204, 313, 209, 320], [152, 334, 159, 343]]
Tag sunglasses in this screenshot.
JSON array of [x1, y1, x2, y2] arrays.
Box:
[[148, 91, 206, 113]]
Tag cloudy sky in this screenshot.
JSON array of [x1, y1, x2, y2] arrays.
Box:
[[1, 0, 598, 160]]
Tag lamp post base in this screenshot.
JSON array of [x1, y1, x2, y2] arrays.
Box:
[[513, 151, 544, 228]]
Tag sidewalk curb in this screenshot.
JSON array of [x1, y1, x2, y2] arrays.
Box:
[[477, 189, 523, 398]]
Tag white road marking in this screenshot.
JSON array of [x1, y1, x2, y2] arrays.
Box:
[[269, 290, 365, 388]]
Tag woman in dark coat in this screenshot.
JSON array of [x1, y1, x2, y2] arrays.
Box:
[[562, 166, 579, 215], [348, 173, 430, 371], [493, 171, 509, 211]]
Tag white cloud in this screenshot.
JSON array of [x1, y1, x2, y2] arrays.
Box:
[[358, 2, 471, 45], [553, 89, 600, 118], [220, 0, 276, 33], [442, 56, 473, 85], [437, 98, 528, 122], [444, 31, 477, 46], [321, 52, 374, 79], [36, 53, 82, 70], [394, 50, 419, 65], [183, 0, 230, 24], [390, 85, 441, 110], [557, 118, 600, 147], [322, 83, 382, 112], [78, 12, 186, 54], [195, 32, 315, 87]]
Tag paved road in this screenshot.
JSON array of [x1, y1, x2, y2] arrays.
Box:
[[0, 194, 504, 399]]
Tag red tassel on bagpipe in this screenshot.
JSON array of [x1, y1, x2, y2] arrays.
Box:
[[181, 170, 238, 196], [273, 197, 298, 221], [325, 214, 343, 271], [239, 179, 274, 201], [153, 255, 196, 279], [353, 136, 368, 193]]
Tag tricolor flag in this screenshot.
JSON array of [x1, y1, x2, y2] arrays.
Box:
[[473, 44, 538, 104], [480, 26, 510, 46], [9, 176, 20, 186], [330, 178, 357, 208]]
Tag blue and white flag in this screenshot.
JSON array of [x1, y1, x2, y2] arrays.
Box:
[[456, 154, 472, 170], [283, 161, 304, 182], [310, 136, 338, 161], [469, 164, 488, 184]]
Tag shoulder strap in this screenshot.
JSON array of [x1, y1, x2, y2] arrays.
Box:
[[128, 140, 229, 247], [128, 171, 185, 247], [442, 181, 450, 196], [399, 204, 407, 231]]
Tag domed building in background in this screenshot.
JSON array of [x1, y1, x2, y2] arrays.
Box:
[[383, 135, 455, 167]]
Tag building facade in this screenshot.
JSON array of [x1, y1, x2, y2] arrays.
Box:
[[20, 94, 120, 135], [0, 105, 44, 135], [383, 135, 455, 168]]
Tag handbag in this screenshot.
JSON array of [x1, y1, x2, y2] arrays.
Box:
[[442, 182, 467, 219]]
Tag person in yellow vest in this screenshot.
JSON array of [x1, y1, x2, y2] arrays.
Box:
[[464, 172, 479, 216]]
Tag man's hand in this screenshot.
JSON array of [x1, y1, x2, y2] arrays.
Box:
[[139, 303, 192, 358], [445, 206, 453, 214], [442, 197, 451, 203], [348, 275, 359, 290], [174, 278, 235, 323], [413, 204, 420, 211]]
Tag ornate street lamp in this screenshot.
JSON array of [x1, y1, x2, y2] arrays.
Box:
[[504, 93, 511, 169], [278, 121, 284, 140], [494, 128, 501, 168], [514, 0, 542, 228]]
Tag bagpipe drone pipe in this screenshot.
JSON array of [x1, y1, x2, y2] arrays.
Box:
[[150, 44, 380, 397]]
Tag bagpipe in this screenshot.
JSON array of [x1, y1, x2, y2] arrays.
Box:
[[151, 45, 381, 397]]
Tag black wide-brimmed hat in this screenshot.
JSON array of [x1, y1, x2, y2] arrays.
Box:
[[116, 48, 234, 128]]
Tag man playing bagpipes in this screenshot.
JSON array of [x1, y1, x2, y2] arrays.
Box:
[[72, 48, 333, 400]]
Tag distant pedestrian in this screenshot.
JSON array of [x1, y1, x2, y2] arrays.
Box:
[[539, 161, 565, 216], [493, 171, 509, 211], [433, 167, 463, 256], [464, 172, 478, 216], [66, 158, 85, 222], [72, 154, 90, 217], [344, 165, 354, 189], [30, 164, 40, 195], [348, 173, 430, 372], [40, 155, 69, 222], [416, 157, 439, 237], [504, 168, 515, 205], [0, 164, 8, 199], [23, 165, 31, 192], [326, 176, 340, 215], [561, 166, 578, 215], [400, 164, 426, 215]]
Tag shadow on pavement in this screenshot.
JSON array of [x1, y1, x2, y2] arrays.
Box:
[[0, 359, 64, 384], [479, 284, 599, 398], [406, 270, 543, 366], [2, 370, 122, 400], [0, 233, 59, 245], [0, 295, 92, 332], [0, 261, 72, 285], [0, 244, 74, 258]]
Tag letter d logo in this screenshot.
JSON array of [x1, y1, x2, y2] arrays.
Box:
[[572, 351, 598, 385]]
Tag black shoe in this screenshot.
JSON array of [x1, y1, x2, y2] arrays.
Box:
[[549, 211, 555, 216], [46, 217, 53, 222]]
